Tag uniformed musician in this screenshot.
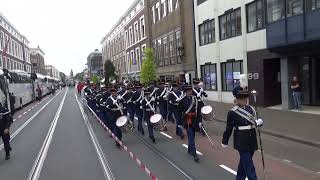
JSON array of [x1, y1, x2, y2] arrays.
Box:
[[99, 86, 111, 129], [132, 84, 145, 135], [192, 78, 208, 136], [221, 86, 263, 180], [155, 81, 167, 129], [122, 85, 135, 128], [168, 83, 184, 139], [179, 85, 201, 162], [106, 87, 123, 148], [140, 90, 156, 143], [0, 103, 13, 160]]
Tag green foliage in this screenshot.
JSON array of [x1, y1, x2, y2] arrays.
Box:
[[104, 60, 116, 82], [70, 69, 74, 78], [91, 74, 99, 85], [60, 72, 66, 83], [140, 48, 156, 85]]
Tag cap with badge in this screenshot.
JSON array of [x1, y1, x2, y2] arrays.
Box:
[[232, 86, 249, 98], [183, 85, 193, 92]]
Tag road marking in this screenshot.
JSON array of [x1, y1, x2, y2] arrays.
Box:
[[32, 107, 34, 109], [35, 104, 38, 107], [219, 165, 248, 180], [28, 109, 31, 111], [18, 115, 22, 118], [13, 119, 16, 122], [160, 132, 173, 139], [144, 122, 147, 126], [27, 89, 68, 180], [75, 94, 115, 180], [0, 90, 63, 151], [23, 112, 27, 114], [182, 144, 203, 156], [283, 159, 292, 163]]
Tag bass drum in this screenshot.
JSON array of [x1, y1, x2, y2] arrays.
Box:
[[201, 105, 214, 121], [150, 114, 164, 131], [116, 116, 132, 133]]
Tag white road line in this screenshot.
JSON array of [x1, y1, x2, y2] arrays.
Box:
[[18, 115, 22, 118], [219, 165, 248, 180], [23, 112, 27, 114], [35, 104, 38, 107], [144, 122, 148, 126], [182, 144, 203, 156], [160, 132, 173, 139], [219, 165, 237, 175], [27, 89, 68, 180], [28, 109, 31, 111], [75, 94, 115, 180], [13, 119, 16, 122], [0, 90, 63, 151], [283, 159, 292, 163], [32, 107, 34, 109]]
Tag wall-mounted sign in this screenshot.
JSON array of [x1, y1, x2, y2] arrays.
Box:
[[248, 73, 259, 80]]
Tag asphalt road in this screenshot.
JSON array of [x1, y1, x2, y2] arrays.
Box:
[[0, 88, 318, 180]]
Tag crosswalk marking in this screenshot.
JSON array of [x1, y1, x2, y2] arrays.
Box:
[[182, 144, 203, 156]]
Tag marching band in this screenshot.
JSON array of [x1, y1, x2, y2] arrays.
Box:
[[82, 77, 264, 178]]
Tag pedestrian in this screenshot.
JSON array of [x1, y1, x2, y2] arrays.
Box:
[[9, 93, 16, 115], [0, 103, 13, 160], [221, 86, 263, 180], [291, 76, 302, 110]]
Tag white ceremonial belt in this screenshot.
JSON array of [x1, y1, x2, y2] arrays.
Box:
[[238, 125, 255, 130]]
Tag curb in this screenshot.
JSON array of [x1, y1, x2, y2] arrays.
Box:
[[214, 118, 320, 149], [84, 100, 158, 180]]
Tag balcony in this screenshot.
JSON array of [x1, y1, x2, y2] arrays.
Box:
[[266, 9, 320, 50]]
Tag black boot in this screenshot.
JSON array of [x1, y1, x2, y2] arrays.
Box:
[[5, 152, 10, 160], [115, 142, 121, 149], [193, 155, 199, 163], [180, 135, 185, 140], [150, 137, 156, 143]]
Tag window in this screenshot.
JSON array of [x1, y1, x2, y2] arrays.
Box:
[[305, 0, 320, 11], [201, 64, 217, 90], [152, 6, 156, 24], [169, 33, 176, 65], [134, 22, 139, 42], [267, 0, 285, 23], [219, 8, 242, 40], [199, 19, 215, 46], [287, 0, 303, 17], [140, 17, 145, 38], [136, 48, 140, 68], [161, 0, 167, 18], [167, 0, 173, 13], [197, 0, 207, 5], [176, 30, 182, 64], [221, 61, 243, 91], [247, 0, 266, 33], [155, 2, 161, 22], [0, 31, 3, 50], [163, 36, 169, 65], [173, 0, 179, 9]]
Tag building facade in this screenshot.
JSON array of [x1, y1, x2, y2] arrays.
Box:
[[30, 46, 46, 75], [146, 0, 197, 82], [45, 65, 60, 80], [101, 0, 147, 81], [87, 49, 103, 77], [194, 0, 320, 109], [0, 12, 32, 73]]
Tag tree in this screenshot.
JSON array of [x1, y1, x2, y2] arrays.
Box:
[[75, 72, 84, 81], [104, 60, 116, 82], [140, 48, 156, 85], [70, 69, 74, 78], [91, 74, 99, 85], [60, 72, 66, 83]]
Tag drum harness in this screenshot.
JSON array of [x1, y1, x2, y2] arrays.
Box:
[[184, 96, 198, 127], [193, 88, 205, 104], [231, 105, 257, 131], [109, 96, 124, 115]]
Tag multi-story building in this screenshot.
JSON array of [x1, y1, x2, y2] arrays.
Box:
[[45, 65, 60, 80], [30, 46, 46, 75], [145, 0, 197, 82], [194, 0, 320, 109], [87, 49, 103, 77], [0, 12, 32, 73], [101, 0, 147, 81]]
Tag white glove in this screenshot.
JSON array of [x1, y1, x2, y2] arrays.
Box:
[[117, 95, 121, 100], [221, 143, 228, 149], [255, 118, 263, 127], [199, 122, 203, 127]]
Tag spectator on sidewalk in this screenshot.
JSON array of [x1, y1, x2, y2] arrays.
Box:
[[291, 76, 302, 110], [9, 93, 15, 115]]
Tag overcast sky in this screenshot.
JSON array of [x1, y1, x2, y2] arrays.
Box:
[[1, 0, 135, 75]]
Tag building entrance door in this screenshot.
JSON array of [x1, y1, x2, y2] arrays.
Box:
[[263, 59, 282, 106]]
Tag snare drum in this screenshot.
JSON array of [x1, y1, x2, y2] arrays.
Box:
[[150, 114, 164, 131], [116, 116, 132, 132], [201, 105, 214, 121]]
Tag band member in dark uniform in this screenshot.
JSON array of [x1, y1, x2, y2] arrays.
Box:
[[140, 90, 156, 143], [99, 87, 111, 129], [0, 103, 13, 160], [106, 88, 123, 148], [192, 78, 207, 135], [132, 84, 144, 135], [168, 83, 184, 139], [122, 85, 135, 128], [156, 81, 167, 129], [221, 86, 263, 180], [179, 85, 201, 162]]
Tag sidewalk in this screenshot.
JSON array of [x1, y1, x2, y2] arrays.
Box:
[[205, 101, 320, 148]]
